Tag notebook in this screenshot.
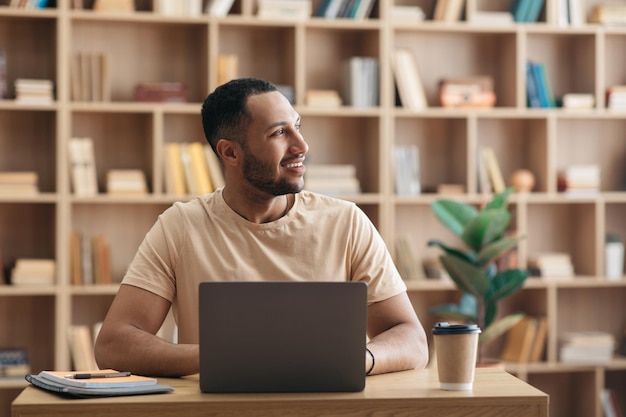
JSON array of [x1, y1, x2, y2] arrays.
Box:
[[198, 281, 367, 393]]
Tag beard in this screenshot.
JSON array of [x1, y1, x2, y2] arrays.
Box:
[[242, 147, 303, 196]]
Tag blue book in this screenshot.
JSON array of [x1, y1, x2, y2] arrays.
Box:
[[531, 61, 555, 107], [525, 0, 545, 22], [526, 62, 541, 108], [511, 0, 531, 22]]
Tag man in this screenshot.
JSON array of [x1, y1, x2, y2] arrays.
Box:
[[94, 78, 428, 377]]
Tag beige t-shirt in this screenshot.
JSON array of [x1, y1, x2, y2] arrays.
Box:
[[122, 189, 407, 344]]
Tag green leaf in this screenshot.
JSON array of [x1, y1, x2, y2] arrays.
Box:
[[479, 313, 525, 346], [484, 187, 515, 210], [485, 269, 529, 304], [484, 300, 497, 329], [440, 255, 490, 297], [431, 200, 477, 237], [427, 240, 476, 264], [476, 237, 521, 267], [462, 208, 511, 251]]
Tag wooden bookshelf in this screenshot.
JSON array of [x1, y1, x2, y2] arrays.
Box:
[[0, 1, 625, 416]]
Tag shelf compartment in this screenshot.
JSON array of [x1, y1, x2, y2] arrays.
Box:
[[0, 202, 56, 268], [526, 32, 596, 103], [527, 369, 596, 417], [0, 14, 57, 100], [0, 109, 56, 193], [555, 116, 626, 192], [70, 19, 208, 102], [0, 295, 55, 374], [301, 115, 380, 194], [393, 28, 517, 108], [526, 201, 598, 276], [304, 26, 380, 102], [476, 116, 548, 193], [70, 203, 171, 283], [72, 111, 154, 194], [217, 22, 296, 93], [394, 115, 468, 193]]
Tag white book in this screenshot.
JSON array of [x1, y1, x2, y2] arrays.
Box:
[[205, 0, 235, 17], [391, 49, 427, 110]]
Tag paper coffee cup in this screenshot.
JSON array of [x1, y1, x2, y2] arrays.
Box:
[[432, 322, 481, 391]]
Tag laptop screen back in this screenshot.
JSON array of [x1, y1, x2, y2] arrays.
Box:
[[199, 281, 367, 393]]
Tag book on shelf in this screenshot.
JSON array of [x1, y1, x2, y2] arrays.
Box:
[[606, 85, 626, 110], [390, 5, 425, 22], [7, 0, 50, 8], [67, 325, 98, 371], [600, 388, 624, 417], [527, 61, 555, 108], [70, 231, 112, 286], [510, 0, 545, 22], [71, 51, 110, 102], [153, 0, 202, 16], [163, 142, 187, 196], [0, 171, 39, 195], [204, 0, 236, 17], [68, 137, 98, 196], [39, 369, 157, 389], [558, 164, 600, 196], [528, 252, 574, 278], [106, 169, 148, 196], [393, 145, 421, 196], [305, 89, 342, 107], [528, 317, 548, 362], [10, 258, 55, 286], [135, 82, 188, 103], [562, 93, 594, 109], [500, 316, 537, 363], [341, 56, 379, 108], [257, 0, 311, 20], [480, 147, 506, 194], [391, 49, 428, 110], [217, 54, 239, 86], [467, 11, 513, 26], [188, 142, 214, 195], [93, 0, 135, 12], [433, 0, 464, 22], [203, 144, 225, 189], [304, 163, 361, 195], [14, 79, 53, 105], [559, 331, 615, 364], [0, 348, 30, 378], [394, 235, 426, 281], [590, 5, 626, 26]]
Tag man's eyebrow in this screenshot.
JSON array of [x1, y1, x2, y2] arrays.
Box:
[[265, 116, 301, 132]]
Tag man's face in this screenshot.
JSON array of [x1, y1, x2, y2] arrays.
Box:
[[240, 91, 308, 196]]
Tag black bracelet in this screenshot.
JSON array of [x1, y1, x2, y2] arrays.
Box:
[[365, 347, 375, 376]]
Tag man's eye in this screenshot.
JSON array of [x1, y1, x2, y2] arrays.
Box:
[[295, 124, 301, 131]]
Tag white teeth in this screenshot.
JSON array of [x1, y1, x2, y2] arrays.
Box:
[[284, 162, 302, 168]]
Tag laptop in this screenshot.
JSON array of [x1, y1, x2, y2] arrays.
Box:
[[198, 281, 367, 393]]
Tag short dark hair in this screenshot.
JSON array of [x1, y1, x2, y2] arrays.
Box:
[[201, 78, 278, 155]]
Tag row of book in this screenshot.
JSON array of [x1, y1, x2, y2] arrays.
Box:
[[432, 0, 464, 22], [341, 56, 379, 108], [500, 316, 548, 363], [510, 0, 545, 23], [7, 0, 49, 8], [526, 61, 556, 108], [163, 142, 224, 197], [70, 232, 112, 286], [315, 0, 376, 20], [70, 52, 110, 102]]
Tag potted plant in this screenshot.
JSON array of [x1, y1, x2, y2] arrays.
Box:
[[427, 187, 529, 363]]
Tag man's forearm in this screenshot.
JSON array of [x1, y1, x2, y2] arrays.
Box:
[[95, 325, 199, 377], [366, 322, 429, 375]]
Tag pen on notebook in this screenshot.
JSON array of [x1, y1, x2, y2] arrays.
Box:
[[64, 371, 132, 379]]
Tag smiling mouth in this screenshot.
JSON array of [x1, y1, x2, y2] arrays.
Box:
[[282, 155, 306, 169]]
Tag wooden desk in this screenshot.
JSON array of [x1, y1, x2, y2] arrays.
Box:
[[12, 368, 548, 417]]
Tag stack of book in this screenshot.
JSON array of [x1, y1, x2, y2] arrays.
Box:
[[0, 348, 30, 378], [14, 79, 53, 104], [528, 252, 574, 278], [153, 0, 202, 16], [304, 164, 361, 195], [558, 164, 600, 197], [606, 85, 626, 110], [305, 89, 342, 107], [11, 258, 55, 286], [560, 331, 615, 364], [257, 0, 311, 20], [106, 170, 147, 196], [0, 171, 39, 195]]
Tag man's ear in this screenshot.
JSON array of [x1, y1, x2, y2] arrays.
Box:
[[216, 139, 240, 167]]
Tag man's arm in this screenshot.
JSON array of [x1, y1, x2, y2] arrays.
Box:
[[94, 284, 199, 377], [365, 292, 429, 375]]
